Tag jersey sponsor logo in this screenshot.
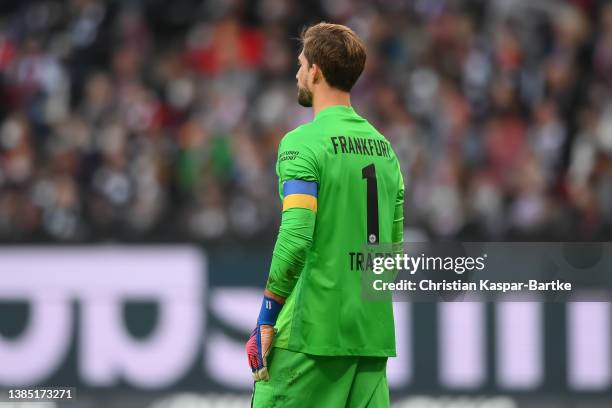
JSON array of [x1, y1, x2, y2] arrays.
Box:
[[330, 136, 391, 157], [278, 150, 300, 162]]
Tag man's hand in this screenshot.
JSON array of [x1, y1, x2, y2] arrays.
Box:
[[246, 292, 284, 381], [246, 324, 276, 381]]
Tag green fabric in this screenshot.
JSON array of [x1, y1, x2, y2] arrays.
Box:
[[252, 347, 390, 408], [392, 162, 405, 244], [267, 208, 316, 297], [267, 105, 404, 357]]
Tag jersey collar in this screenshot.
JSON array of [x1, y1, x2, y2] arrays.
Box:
[[314, 105, 355, 121]]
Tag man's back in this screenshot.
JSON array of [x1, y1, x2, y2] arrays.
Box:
[[248, 22, 400, 407], [272, 105, 404, 356]]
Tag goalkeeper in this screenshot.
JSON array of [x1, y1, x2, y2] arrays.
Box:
[[246, 22, 404, 408]]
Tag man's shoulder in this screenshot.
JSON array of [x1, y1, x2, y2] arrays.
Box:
[[280, 122, 319, 149], [359, 117, 386, 140], [276, 122, 320, 181], [284, 121, 317, 138]]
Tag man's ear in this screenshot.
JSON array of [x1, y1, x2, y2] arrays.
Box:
[[311, 63, 322, 84]]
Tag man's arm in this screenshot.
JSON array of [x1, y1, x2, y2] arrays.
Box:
[[266, 201, 316, 297], [246, 188, 317, 381], [263, 288, 285, 305], [246, 131, 319, 381], [393, 170, 405, 245], [263, 202, 318, 303]]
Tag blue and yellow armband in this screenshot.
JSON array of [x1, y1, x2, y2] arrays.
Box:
[[282, 180, 318, 212]]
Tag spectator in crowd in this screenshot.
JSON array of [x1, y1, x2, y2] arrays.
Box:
[[0, 0, 610, 243]]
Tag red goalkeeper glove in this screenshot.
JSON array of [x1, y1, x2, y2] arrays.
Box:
[[246, 296, 282, 381]]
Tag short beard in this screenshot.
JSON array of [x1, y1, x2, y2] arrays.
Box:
[[297, 85, 313, 107]]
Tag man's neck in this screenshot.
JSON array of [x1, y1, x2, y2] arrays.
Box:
[[312, 88, 351, 117]]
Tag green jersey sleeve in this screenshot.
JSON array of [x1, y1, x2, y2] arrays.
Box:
[[266, 208, 315, 297], [276, 128, 320, 190], [266, 129, 319, 297], [393, 169, 404, 245]]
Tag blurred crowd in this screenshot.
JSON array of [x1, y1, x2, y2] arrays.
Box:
[[0, 0, 611, 243]]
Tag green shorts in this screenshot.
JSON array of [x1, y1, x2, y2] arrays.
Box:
[[251, 347, 390, 408]]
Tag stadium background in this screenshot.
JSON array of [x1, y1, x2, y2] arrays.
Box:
[[0, 0, 611, 407]]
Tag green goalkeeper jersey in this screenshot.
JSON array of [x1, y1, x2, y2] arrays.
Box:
[[268, 105, 404, 357]]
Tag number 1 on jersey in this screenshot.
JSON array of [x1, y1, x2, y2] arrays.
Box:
[[362, 164, 379, 244]]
